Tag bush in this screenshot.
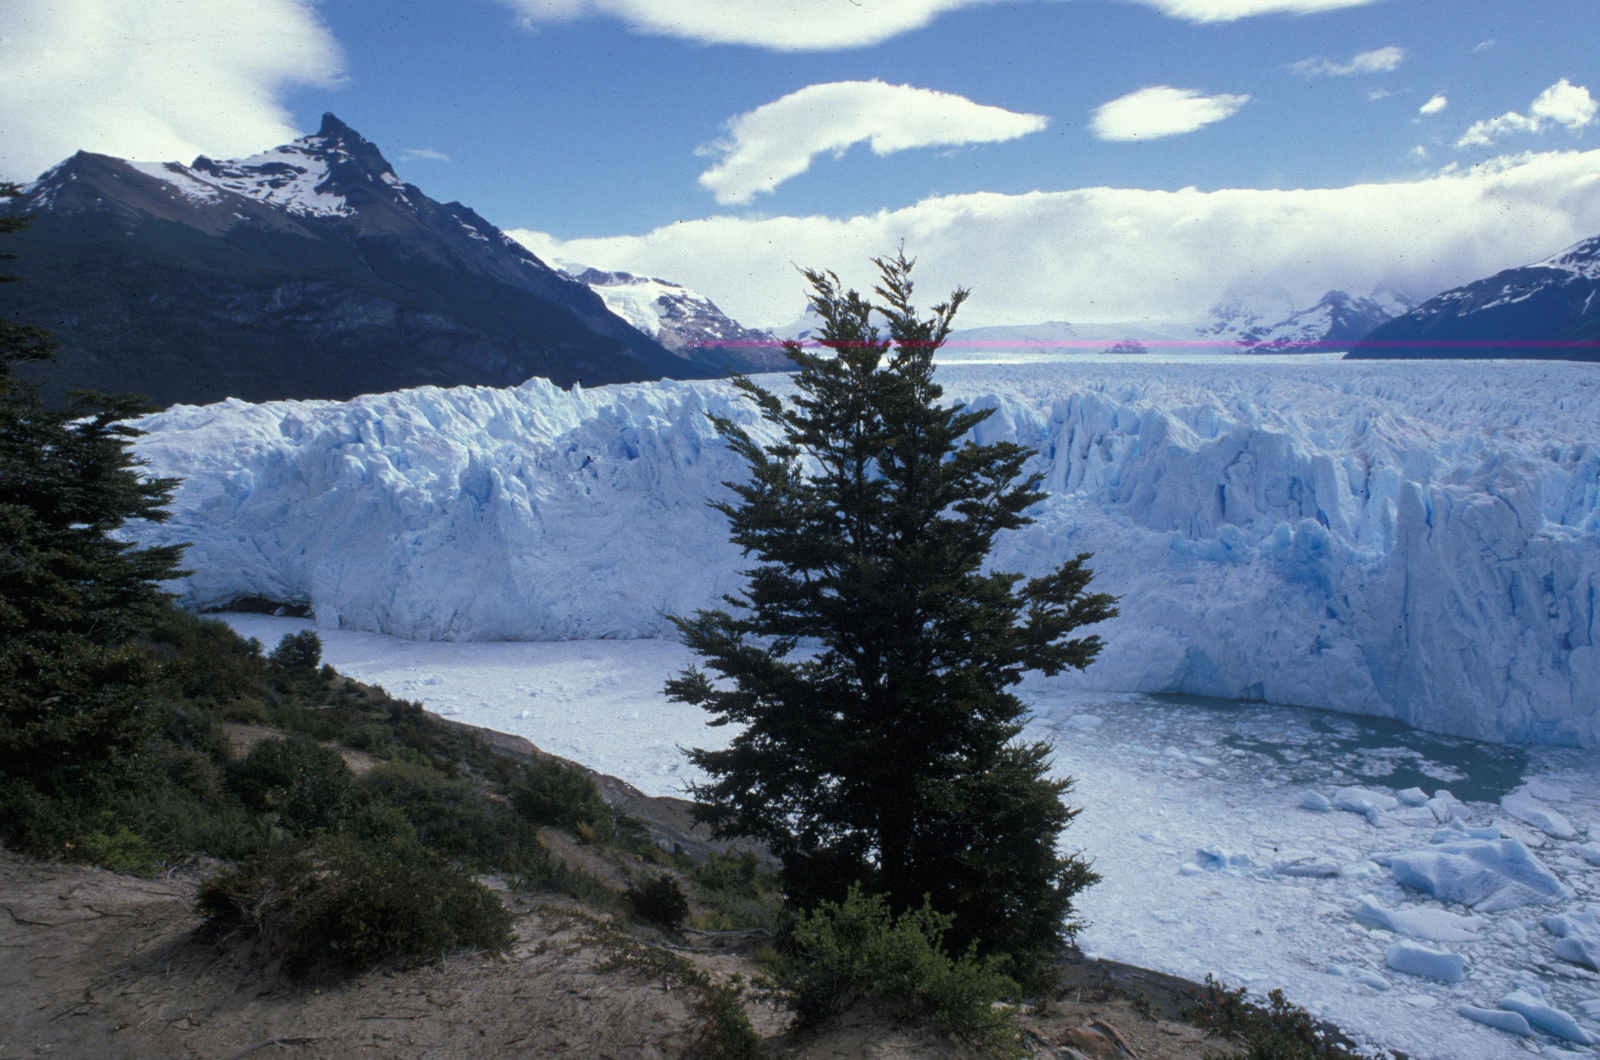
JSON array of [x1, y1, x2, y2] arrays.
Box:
[[196, 832, 513, 977], [227, 735, 352, 835], [359, 760, 537, 870], [268, 630, 322, 672], [626, 873, 690, 931], [770, 884, 1020, 1054], [511, 756, 614, 839], [1190, 976, 1380, 1060]]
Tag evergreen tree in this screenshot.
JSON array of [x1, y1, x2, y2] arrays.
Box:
[[667, 252, 1117, 972], [0, 182, 186, 807]]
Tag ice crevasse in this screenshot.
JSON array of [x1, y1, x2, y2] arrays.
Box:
[[127, 359, 1600, 748]]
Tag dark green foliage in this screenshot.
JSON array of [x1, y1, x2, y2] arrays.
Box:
[[227, 735, 353, 836], [770, 884, 1020, 1055], [196, 832, 513, 977], [667, 252, 1115, 971], [512, 755, 615, 839], [627, 872, 691, 931], [269, 630, 322, 672], [359, 760, 541, 871], [0, 181, 186, 816], [1190, 976, 1381, 1060]]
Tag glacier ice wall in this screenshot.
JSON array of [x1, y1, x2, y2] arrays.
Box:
[[128, 361, 1600, 748]]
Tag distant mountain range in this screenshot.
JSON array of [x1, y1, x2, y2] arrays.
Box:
[[942, 288, 1417, 358], [1, 114, 771, 408], [564, 267, 790, 373], [1349, 234, 1600, 361]]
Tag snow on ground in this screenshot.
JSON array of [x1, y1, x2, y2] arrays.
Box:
[[221, 614, 1600, 1060], [129, 357, 1600, 748]]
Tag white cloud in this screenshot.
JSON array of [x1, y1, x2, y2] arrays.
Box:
[[509, 149, 1600, 329], [1457, 78, 1597, 148], [1408, 145, 1428, 160], [1530, 78, 1599, 129], [1091, 86, 1250, 142], [499, 0, 1383, 48], [696, 81, 1047, 205], [1131, 0, 1378, 22], [0, 0, 343, 181], [1289, 46, 1405, 78], [1419, 93, 1448, 116], [1473, 40, 1495, 54], [497, 0, 1001, 50], [399, 147, 452, 163]]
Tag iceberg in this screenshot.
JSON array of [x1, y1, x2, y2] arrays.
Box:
[[125, 359, 1600, 747], [1385, 836, 1571, 910]]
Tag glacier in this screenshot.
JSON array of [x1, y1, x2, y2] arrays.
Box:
[[127, 356, 1600, 748]]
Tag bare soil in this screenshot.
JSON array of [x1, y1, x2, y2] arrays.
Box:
[[0, 845, 1235, 1059], [2, 718, 1240, 1058]]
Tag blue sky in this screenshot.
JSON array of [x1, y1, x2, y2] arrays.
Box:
[[3, 0, 1598, 326]]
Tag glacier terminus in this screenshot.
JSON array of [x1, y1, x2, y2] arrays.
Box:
[[126, 354, 1600, 750]]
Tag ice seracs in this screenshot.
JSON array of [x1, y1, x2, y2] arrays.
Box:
[[125, 358, 1600, 749]]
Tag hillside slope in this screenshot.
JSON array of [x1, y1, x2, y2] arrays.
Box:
[[2, 115, 711, 407]]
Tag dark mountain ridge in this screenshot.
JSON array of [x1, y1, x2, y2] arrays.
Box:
[[1349, 234, 1600, 361], [3, 114, 719, 408]]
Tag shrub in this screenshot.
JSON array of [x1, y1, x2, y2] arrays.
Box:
[[196, 832, 513, 977], [226, 735, 352, 835], [268, 630, 322, 672], [770, 883, 1020, 1054], [511, 756, 614, 839], [359, 760, 536, 870], [626, 873, 690, 931], [691, 849, 782, 932], [1190, 976, 1380, 1060]]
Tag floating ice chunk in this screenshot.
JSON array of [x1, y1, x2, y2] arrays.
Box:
[[1426, 790, 1465, 823], [1385, 940, 1465, 982], [1354, 895, 1482, 942], [1499, 988, 1598, 1045], [1501, 789, 1578, 839], [1525, 778, 1573, 802], [1351, 971, 1390, 991], [1333, 786, 1399, 815], [1579, 843, 1600, 866], [1431, 823, 1499, 842], [1387, 836, 1572, 910], [1579, 998, 1600, 1021], [1298, 790, 1332, 812], [1394, 786, 1429, 807], [1179, 861, 1203, 876], [1273, 855, 1341, 878], [1195, 847, 1251, 871], [1457, 1005, 1534, 1037], [1063, 713, 1103, 731], [1542, 908, 1600, 971]]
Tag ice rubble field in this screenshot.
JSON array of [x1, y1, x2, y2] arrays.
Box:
[[223, 613, 1600, 1060], [131, 356, 1600, 747]]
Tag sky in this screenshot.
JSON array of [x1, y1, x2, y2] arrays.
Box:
[[2, 0, 1598, 327]]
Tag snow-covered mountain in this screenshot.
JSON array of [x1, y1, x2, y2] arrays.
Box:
[[124, 359, 1600, 749], [568, 267, 790, 373], [2, 114, 723, 407], [943, 290, 1415, 358], [1235, 290, 1416, 352], [1351, 233, 1600, 361]]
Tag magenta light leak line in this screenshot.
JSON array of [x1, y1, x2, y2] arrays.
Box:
[[693, 338, 1600, 351]]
